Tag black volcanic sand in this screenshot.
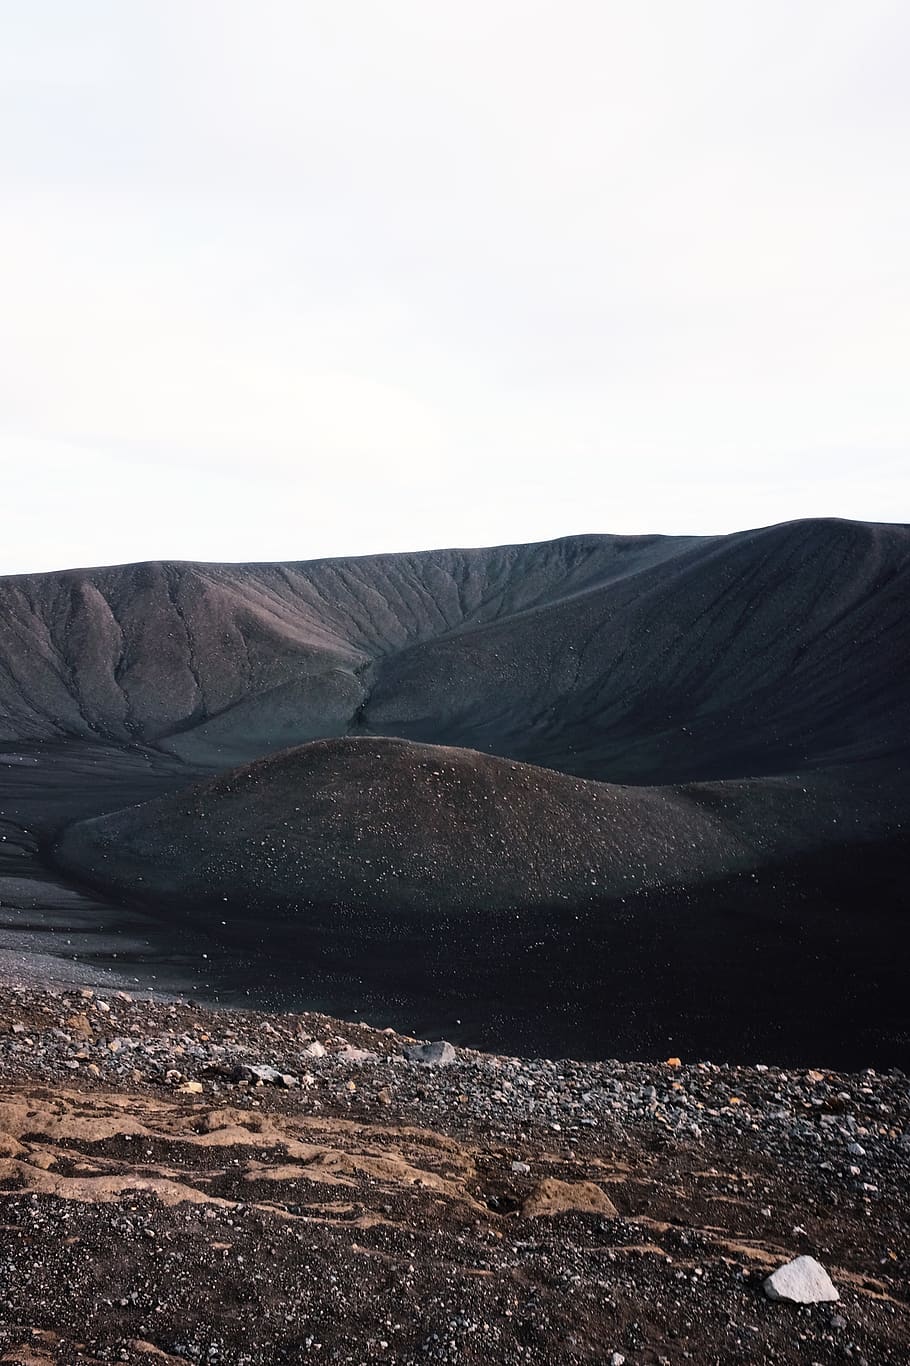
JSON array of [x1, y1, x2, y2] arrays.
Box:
[[0, 519, 908, 1067]]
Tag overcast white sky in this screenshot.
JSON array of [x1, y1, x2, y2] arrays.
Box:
[[2, 1, 908, 574]]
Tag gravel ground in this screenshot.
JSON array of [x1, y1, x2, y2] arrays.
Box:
[[0, 985, 907, 1364]]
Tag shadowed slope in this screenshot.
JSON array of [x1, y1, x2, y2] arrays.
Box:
[[50, 735, 910, 1066], [362, 519, 910, 781]]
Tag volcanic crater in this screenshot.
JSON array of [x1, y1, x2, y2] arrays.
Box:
[[1, 518, 908, 1064]]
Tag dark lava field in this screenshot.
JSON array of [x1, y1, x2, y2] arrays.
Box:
[[1, 518, 908, 1066]]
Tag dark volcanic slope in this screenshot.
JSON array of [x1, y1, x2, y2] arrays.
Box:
[[51, 733, 910, 1066], [0, 533, 696, 769], [54, 736, 904, 917], [364, 518, 910, 782], [1, 518, 907, 780]]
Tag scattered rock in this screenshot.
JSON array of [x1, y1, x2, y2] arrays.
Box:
[[239, 1064, 298, 1087], [0, 984, 906, 1360]]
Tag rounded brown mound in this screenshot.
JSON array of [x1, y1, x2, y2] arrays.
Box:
[[54, 736, 759, 917]]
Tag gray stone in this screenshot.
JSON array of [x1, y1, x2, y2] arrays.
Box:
[[404, 1039, 456, 1066], [241, 1063, 298, 1087], [763, 1255, 839, 1303]]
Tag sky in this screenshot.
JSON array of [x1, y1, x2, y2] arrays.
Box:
[[1, 0, 908, 574]]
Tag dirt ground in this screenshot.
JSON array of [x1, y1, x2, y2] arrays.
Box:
[[0, 987, 906, 1364]]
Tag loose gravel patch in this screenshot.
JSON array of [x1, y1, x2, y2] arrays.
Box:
[[0, 986, 906, 1363]]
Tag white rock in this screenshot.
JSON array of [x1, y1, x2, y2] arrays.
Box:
[[763, 1255, 839, 1303], [304, 1040, 326, 1057]]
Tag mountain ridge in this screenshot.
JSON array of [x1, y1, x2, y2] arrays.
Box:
[[2, 518, 908, 779]]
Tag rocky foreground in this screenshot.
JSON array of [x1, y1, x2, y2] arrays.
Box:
[[0, 987, 906, 1365]]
